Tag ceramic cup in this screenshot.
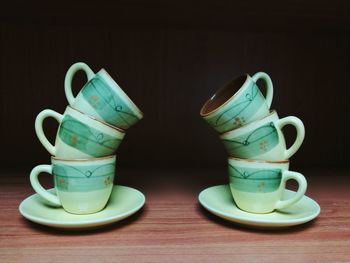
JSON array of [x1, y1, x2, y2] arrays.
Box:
[[200, 72, 273, 133], [220, 110, 305, 160], [30, 155, 116, 214], [35, 106, 125, 159], [228, 157, 307, 214], [64, 62, 143, 130]]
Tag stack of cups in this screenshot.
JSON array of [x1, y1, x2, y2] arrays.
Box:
[[30, 62, 143, 214], [200, 72, 307, 214]]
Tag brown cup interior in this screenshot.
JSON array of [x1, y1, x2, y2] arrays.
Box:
[[200, 75, 247, 115]]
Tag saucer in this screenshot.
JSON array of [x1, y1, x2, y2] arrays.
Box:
[[198, 185, 320, 229], [19, 185, 145, 230]]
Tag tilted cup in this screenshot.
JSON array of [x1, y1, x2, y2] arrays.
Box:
[[228, 157, 307, 214], [30, 155, 116, 214], [65, 62, 143, 130], [35, 106, 125, 159], [200, 72, 273, 133], [220, 110, 305, 161]]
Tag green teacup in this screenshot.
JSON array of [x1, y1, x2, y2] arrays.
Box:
[[200, 72, 273, 133], [220, 110, 305, 161], [65, 62, 143, 130], [228, 157, 307, 214], [35, 106, 125, 159], [30, 155, 116, 214]]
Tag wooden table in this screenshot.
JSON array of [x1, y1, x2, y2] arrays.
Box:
[[0, 169, 349, 262]]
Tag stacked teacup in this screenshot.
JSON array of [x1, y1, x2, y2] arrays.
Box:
[[30, 62, 143, 214], [200, 72, 307, 214]]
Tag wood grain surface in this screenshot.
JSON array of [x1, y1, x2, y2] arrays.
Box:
[[0, 169, 349, 262]]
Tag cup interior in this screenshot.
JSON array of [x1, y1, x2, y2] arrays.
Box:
[[200, 75, 247, 115]]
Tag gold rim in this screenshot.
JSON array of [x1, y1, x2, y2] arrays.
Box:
[[67, 106, 125, 133], [228, 156, 289, 164], [52, 155, 116, 162]]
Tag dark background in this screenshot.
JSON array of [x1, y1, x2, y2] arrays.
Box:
[[1, 0, 350, 173]]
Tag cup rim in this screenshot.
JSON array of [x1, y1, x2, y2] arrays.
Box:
[[98, 68, 144, 118], [67, 106, 125, 133], [51, 155, 116, 162], [228, 156, 289, 164], [200, 74, 249, 117], [220, 109, 277, 138]]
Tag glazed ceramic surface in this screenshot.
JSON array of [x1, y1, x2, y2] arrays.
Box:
[[220, 110, 305, 160], [198, 185, 320, 228], [35, 106, 125, 158], [65, 62, 143, 130], [30, 156, 116, 214], [200, 72, 273, 133], [19, 185, 145, 230], [228, 158, 307, 213]]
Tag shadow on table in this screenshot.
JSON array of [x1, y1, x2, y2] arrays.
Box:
[[20, 205, 147, 235], [197, 204, 318, 234]]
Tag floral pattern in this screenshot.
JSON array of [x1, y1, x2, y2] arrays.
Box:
[[259, 140, 269, 151], [53, 162, 115, 192], [234, 116, 245, 127], [88, 95, 101, 108], [104, 176, 113, 186], [57, 177, 68, 190]]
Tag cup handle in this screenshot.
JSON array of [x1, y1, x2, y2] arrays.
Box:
[[276, 116, 305, 159], [30, 164, 61, 206], [35, 109, 63, 156], [275, 170, 307, 210], [251, 72, 274, 108], [64, 62, 95, 105]]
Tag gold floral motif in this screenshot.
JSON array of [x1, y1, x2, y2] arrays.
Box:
[[89, 95, 101, 108], [257, 181, 266, 191], [104, 176, 113, 186], [70, 135, 79, 145], [58, 178, 68, 190], [233, 116, 245, 127], [259, 140, 269, 151]]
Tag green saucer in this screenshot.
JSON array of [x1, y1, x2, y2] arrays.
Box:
[[19, 185, 145, 230], [198, 185, 320, 229]]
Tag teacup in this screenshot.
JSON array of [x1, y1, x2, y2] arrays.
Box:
[[220, 110, 305, 160], [64, 62, 143, 130], [30, 155, 116, 214], [228, 157, 307, 214], [200, 72, 273, 133], [35, 106, 125, 158]]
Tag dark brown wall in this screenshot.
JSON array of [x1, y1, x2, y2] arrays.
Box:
[[1, 1, 350, 171]]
